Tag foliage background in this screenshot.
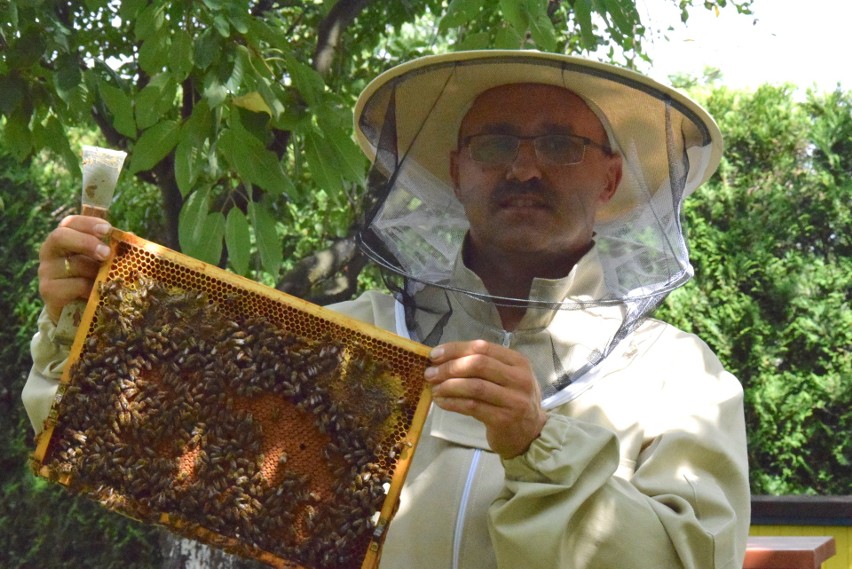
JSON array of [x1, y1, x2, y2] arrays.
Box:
[[1, 0, 848, 567]]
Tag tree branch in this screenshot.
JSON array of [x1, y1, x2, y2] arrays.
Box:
[[276, 235, 364, 300], [313, 0, 374, 75]]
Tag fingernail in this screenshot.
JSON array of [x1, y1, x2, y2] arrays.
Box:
[[430, 346, 444, 360], [94, 223, 111, 236], [95, 244, 111, 260], [424, 366, 437, 380]]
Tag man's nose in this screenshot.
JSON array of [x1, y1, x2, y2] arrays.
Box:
[[507, 140, 543, 182]]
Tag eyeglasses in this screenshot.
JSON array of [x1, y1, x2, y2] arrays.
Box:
[[462, 133, 613, 166]]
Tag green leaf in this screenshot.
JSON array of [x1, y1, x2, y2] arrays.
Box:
[[135, 73, 177, 130], [3, 110, 32, 160], [128, 120, 180, 173], [248, 200, 281, 277], [525, 0, 557, 51], [440, 0, 485, 31], [304, 128, 343, 195], [255, 77, 286, 120], [183, 99, 213, 144], [457, 31, 491, 51], [572, 0, 597, 49], [39, 116, 80, 177], [316, 110, 365, 185], [138, 30, 172, 74], [202, 71, 228, 108], [494, 26, 524, 49], [499, 0, 527, 34], [218, 127, 295, 197], [213, 14, 230, 37], [55, 53, 82, 92], [7, 27, 45, 69], [601, 0, 639, 35], [170, 30, 194, 81], [135, 2, 164, 41], [0, 74, 27, 114], [283, 53, 325, 106], [226, 6, 250, 34], [98, 78, 136, 138], [225, 207, 251, 275], [118, 0, 147, 20], [178, 188, 225, 264], [194, 28, 219, 70], [225, 45, 249, 93], [174, 136, 200, 197]]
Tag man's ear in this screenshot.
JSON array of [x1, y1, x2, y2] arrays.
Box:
[[599, 154, 622, 204]]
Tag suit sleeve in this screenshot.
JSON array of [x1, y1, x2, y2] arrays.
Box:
[[22, 309, 70, 433], [488, 343, 750, 569]]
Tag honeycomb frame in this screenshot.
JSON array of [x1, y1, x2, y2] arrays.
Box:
[[31, 229, 432, 569]]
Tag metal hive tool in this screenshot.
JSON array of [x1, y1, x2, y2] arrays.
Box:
[[30, 229, 432, 569]]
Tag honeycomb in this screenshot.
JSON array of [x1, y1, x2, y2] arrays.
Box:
[[31, 229, 432, 569]]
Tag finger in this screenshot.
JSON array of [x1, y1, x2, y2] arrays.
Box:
[[39, 216, 112, 263], [430, 339, 528, 368], [426, 352, 516, 389], [431, 375, 507, 407], [61, 254, 102, 280]]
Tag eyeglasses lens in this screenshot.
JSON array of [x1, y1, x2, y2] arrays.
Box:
[[468, 135, 585, 165]]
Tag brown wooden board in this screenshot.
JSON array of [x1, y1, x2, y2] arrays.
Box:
[[30, 229, 432, 569]]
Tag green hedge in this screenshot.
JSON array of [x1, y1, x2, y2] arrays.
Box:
[[657, 85, 851, 495]]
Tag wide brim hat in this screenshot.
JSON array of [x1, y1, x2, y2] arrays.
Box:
[[353, 49, 723, 224]]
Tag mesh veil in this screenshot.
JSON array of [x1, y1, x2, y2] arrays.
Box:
[[354, 52, 722, 399]]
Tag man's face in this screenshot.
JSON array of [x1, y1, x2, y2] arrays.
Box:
[[450, 83, 622, 264]]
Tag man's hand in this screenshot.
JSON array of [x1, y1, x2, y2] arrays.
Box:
[[38, 215, 112, 323], [425, 339, 547, 459]]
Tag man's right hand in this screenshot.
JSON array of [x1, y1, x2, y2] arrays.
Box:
[[38, 215, 112, 323]]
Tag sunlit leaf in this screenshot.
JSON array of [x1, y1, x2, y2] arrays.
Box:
[[233, 91, 272, 115]]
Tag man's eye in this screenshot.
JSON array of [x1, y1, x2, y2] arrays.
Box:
[[538, 136, 573, 154], [485, 136, 516, 152]]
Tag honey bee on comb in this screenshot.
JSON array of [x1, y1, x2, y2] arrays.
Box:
[[31, 230, 432, 569]]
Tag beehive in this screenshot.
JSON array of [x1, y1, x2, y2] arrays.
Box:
[[30, 229, 432, 569]]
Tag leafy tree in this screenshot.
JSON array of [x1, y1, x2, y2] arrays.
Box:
[[0, 0, 752, 303], [657, 83, 851, 495]]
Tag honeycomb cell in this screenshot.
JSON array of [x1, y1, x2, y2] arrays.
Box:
[[31, 230, 431, 569]]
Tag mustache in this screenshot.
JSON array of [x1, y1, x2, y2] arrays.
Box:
[[491, 179, 553, 203]]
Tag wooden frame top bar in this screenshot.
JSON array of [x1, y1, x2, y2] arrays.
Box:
[[743, 536, 836, 569]]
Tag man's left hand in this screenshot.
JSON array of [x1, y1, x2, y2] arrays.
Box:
[[424, 339, 548, 459]]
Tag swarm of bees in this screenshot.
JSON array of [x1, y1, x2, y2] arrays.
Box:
[[37, 272, 418, 569]]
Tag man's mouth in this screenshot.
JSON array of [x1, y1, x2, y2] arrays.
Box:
[[499, 194, 546, 208]]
